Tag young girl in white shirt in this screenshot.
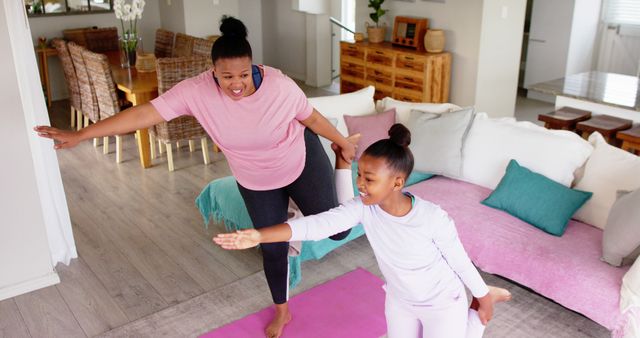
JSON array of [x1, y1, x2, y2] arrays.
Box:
[[214, 124, 510, 338]]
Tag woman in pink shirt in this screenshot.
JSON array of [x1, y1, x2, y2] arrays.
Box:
[[35, 17, 356, 338]]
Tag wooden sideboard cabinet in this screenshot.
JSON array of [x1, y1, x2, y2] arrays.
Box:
[[340, 41, 451, 103]]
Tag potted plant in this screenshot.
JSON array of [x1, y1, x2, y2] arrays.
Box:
[[366, 0, 387, 43]]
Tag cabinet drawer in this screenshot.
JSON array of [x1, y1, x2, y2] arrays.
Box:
[[341, 77, 366, 94], [393, 88, 424, 103], [341, 61, 365, 79], [395, 71, 424, 86], [366, 67, 393, 87], [366, 48, 394, 66], [373, 86, 393, 101], [340, 43, 365, 60], [396, 53, 426, 72]]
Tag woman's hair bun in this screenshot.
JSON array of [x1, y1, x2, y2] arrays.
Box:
[[220, 16, 247, 39], [388, 123, 411, 148]]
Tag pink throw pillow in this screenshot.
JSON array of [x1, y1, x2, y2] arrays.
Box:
[[344, 108, 396, 159]]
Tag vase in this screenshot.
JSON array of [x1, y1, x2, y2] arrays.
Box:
[[424, 29, 445, 53], [366, 22, 386, 43], [119, 35, 143, 68]]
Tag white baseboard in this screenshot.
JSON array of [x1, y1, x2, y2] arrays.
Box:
[[0, 271, 60, 301], [527, 90, 556, 103]]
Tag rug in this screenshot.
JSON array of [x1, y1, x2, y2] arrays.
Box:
[[200, 268, 387, 338]]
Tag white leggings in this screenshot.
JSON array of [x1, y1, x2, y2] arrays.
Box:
[[385, 292, 485, 338]]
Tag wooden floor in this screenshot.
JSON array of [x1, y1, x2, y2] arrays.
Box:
[[0, 92, 609, 338]]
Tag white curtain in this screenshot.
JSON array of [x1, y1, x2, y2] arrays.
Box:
[[4, 0, 77, 266]]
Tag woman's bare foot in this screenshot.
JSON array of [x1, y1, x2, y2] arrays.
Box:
[[470, 286, 512, 310], [332, 133, 361, 169], [265, 303, 292, 338]]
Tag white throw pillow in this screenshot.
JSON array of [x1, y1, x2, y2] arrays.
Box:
[[375, 97, 461, 125], [573, 132, 640, 229], [461, 113, 593, 190], [409, 107, 475, 177], [308, 86, 376, 135]]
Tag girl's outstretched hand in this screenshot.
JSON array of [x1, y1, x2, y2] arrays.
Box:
[[213, 229, 261, 250], [33, 126, 82, 149]]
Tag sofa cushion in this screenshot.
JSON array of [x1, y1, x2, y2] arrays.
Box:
[[573, 132, 640, 229], [482, 159, 593, 236], [461, 113, 593, 190], [405, 176, 629, 331], [309, 86, 376, 135], [344, 108, 396, 159], [602, 189, 640, 266], [408, 107, 475, 178], [375, 97, 461, 125], [350, 161, 433, 195]]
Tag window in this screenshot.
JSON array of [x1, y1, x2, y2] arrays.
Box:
[[25, 0, 113, 16], [604, 0, 640, 25]]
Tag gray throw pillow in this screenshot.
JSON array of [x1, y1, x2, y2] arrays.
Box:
[[408, 107, 475, 178], [602, 189, 640, 266]]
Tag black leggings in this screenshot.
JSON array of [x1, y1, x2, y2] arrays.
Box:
[[237, 128, 350, 304]]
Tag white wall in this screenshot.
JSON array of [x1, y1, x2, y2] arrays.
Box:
[[0, 0, 65, 300], [159, 0, 186, 33], [565, 0, 602, 76], [262, 0, 307, 80], [356, 0, 484, 106], [28, 1, 162, 100], [183, 0, 238, 38], [475, 0, 527, 117]]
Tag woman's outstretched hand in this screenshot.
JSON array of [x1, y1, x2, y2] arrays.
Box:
[[213, 229, 262, 250], [33, 126, 82, 150]]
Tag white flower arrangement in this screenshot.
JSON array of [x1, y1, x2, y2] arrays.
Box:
[[114, 0, 145, 40]]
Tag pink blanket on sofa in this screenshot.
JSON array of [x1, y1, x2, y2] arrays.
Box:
[[406, 177, 629, 331]]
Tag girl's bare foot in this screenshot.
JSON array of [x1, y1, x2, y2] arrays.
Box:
[[265, 303, 292, 338], [332, 133, 361, 169], [470, 286, 511, 310]]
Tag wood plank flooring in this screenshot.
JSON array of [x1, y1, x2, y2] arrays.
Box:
[[1, 90, 610, 338]]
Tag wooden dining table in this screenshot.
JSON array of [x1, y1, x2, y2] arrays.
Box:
[[108, 56, 158, 169]]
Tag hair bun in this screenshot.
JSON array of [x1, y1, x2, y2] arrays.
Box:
[[388, 123, 411, 148], [220, 16, 248, 39]]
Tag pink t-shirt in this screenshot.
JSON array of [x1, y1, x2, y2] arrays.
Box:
[[151, 66, 313, 190]]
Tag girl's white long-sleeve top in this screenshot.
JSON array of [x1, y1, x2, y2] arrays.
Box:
[[288, 196, 489, 306]]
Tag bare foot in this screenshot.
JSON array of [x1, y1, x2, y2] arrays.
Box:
[[332, 133, 361, 169], [265, 304, 292, 338], [470, 285, 511, 310]]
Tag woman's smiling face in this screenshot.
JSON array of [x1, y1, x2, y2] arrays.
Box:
[[213, 56, 255, 100]]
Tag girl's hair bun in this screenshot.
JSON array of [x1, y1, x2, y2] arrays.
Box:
[[220, 16, 247, 39], [388, 123, 411, 148]]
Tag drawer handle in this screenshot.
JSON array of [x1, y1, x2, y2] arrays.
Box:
[[405, 56, 414, 60], [375, 51, 384, 55]]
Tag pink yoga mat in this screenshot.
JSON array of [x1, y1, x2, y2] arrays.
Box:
[[200, 268, 387, 338]]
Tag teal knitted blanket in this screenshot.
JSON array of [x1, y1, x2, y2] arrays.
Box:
[[195, 176, 365, 289]]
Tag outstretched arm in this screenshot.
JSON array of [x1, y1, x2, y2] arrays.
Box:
[[34, 103, 165, 149]]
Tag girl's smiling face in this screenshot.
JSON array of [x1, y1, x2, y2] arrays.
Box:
[[356, 155, 404, 206], [213, 56, 255, 100]]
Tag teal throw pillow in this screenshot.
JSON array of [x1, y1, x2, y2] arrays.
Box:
[[350, 161, 434, 195], [482, 159, 592, 236]]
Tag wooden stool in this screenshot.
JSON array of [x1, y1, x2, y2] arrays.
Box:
[[576, 115, 633, 146], [538, 107, 591, 131], [617, 126, 640, 155]]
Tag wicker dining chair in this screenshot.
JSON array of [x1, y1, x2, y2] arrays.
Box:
[[67, 42, 101, 147], [155, 28, 175, 58], [172, 33, 195, 57], [51, 38, 82, 129], [191, 37, 214, 57], [84, 27, 119, 52], [82, 49, 132, 163], [152, 56, 213, 171]]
